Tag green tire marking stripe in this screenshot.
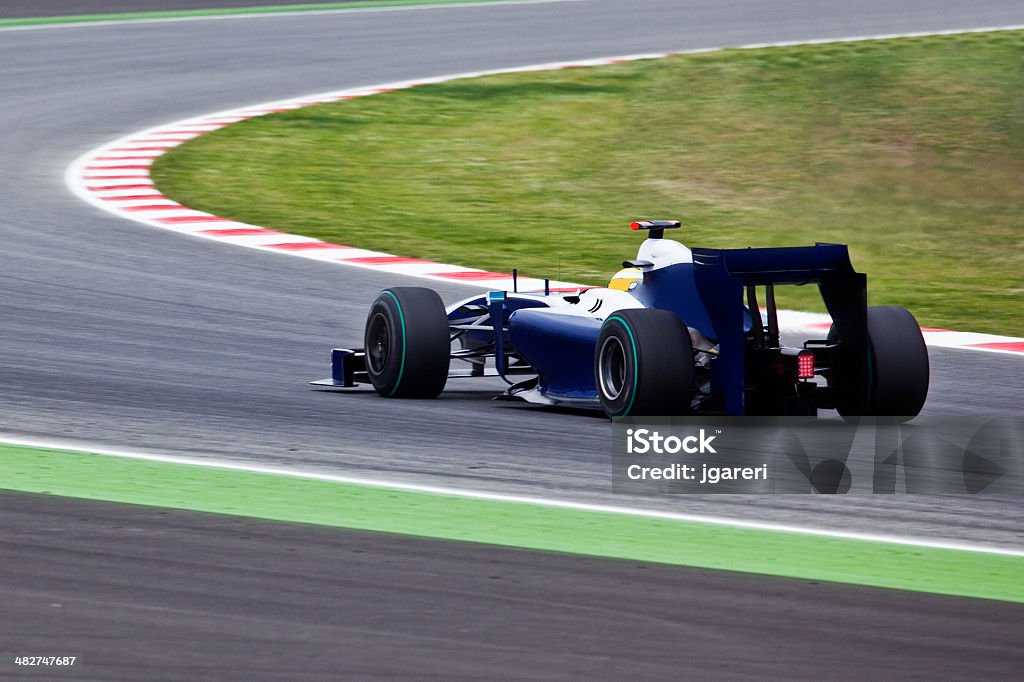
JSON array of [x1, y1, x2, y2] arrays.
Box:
[[606, 315, 639, 417], [2, 444, 1022, 603], [381, 290, 406, 396], [0, 0, 540, 29]]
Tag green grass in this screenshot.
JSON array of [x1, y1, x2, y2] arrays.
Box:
[[152, 31, 1024, 334], [2, 443, 1024, 602]]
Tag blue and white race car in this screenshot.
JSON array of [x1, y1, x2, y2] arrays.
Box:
[[313, 220, 929, 418]]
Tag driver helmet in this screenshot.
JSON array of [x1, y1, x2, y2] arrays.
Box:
[[608, 267, 642, 292]]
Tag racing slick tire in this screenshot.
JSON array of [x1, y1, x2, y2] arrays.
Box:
[[831, 305, 929, 419], [364, 287, 450, 398], [595, 309, 694, 418]]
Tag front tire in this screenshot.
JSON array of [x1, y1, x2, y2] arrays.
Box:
[[364, 287, 450, 398], [595, 309, 694, 418]]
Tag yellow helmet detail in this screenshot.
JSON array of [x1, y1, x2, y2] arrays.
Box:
[[608, 267, 643, 292]]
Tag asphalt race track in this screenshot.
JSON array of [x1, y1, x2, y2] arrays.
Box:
[[0, 0, 355, 19], [1, 0, 1023, 676], [3, 0, 1024, 540], [3, 491, 1023, 680]]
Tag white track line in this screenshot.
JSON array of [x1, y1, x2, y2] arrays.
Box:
[[0, 0, 589, 32], [2, 434, 1022, 557], [65, 27, 1024, 354]]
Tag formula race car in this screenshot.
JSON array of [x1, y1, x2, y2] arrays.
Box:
[[312, 220, 929, 418]]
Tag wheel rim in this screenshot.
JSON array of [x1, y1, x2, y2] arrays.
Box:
[[367, 311, 391, 375], [598, 335, 628, 401]]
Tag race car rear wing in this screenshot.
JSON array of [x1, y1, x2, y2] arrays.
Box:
[[692, 244, 867, 415]]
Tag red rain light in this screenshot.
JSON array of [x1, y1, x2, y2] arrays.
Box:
[[797, 352, 815, 379]]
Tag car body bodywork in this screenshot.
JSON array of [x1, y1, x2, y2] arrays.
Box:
[[313, 222, 927, 418]]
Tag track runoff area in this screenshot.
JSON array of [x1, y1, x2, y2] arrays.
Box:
[[2, 438, 1023, 604], [1, 3, 1018, 616]]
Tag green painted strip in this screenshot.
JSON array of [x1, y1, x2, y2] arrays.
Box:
[[1, 443, 1022, 602], [0, 0, 532, 29]]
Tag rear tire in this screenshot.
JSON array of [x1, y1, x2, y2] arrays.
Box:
[[595, 309, 694, 418], [364, 287, 450, 398], [832, 305, 929, 418]]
